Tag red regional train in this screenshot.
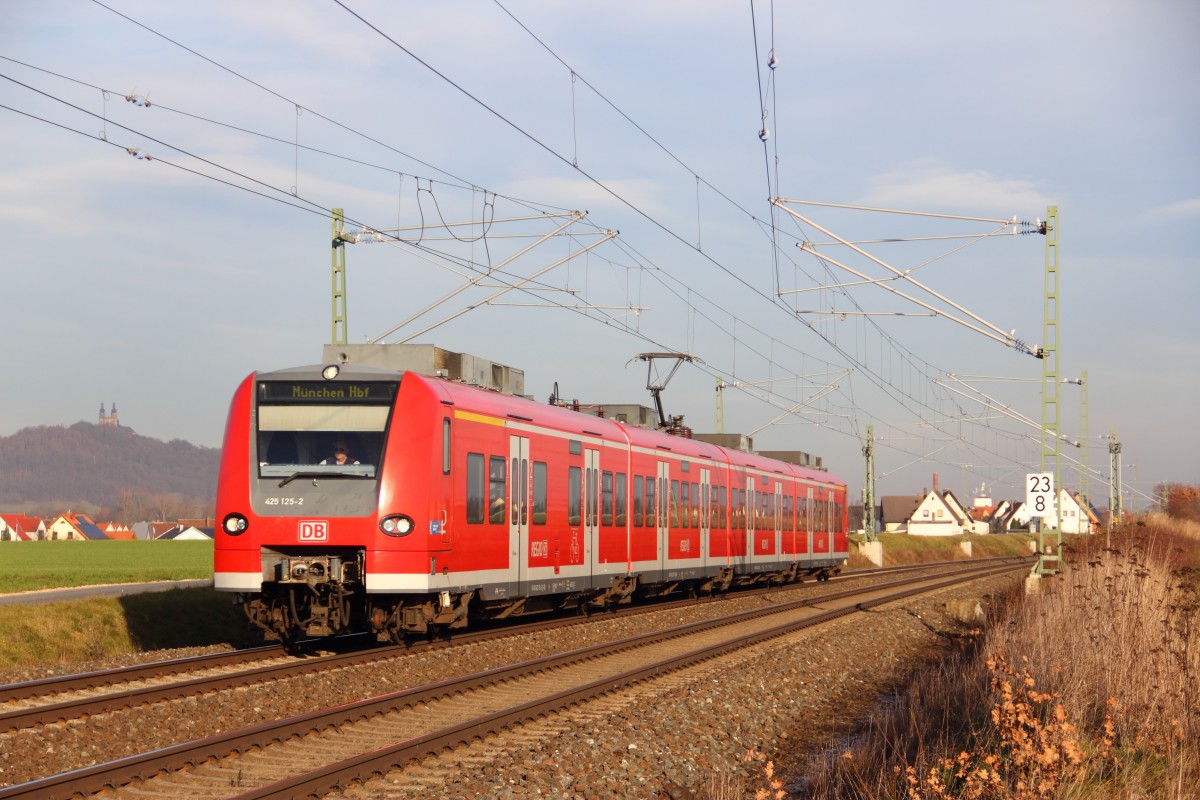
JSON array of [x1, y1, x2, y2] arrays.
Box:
[[214, 362, 849, 643]]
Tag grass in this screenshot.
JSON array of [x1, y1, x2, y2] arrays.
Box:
[[0, 541, 243, 672], [0, 540, 214, 593], [847, 532, 1036, 569], [0, 588, 255, 671], [799, 516, 1200, 799]]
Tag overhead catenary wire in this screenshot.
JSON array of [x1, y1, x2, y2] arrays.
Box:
[[9, 7, 1060, 489], [70, 2, 1014, 457]]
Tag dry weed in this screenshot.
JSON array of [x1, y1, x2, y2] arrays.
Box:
[[797, 520, 1199, 799]]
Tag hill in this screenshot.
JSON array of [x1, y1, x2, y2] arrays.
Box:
[[0, 423, 220, 514]]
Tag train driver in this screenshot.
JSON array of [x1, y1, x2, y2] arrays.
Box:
[[319, 439, 361, 466]]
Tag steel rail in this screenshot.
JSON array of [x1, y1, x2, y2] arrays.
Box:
[[0, 558, 1026, 800], [0, 556, 1024, 732]]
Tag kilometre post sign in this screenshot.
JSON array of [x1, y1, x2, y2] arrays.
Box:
[[1026, 472, 1055, 518]]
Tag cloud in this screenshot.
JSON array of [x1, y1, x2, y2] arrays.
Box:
[[860, 160, 1051, 218]]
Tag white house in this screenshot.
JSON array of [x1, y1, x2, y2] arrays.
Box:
[[906, 490, 969, 536], [45, 513, 108, 540], [999, 490, 1096, 534], [0, 513, 46, 541], [1056, 489, 1099, 534]]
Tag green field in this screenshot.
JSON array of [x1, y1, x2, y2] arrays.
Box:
[[0, 533, 1044, 672], [0, 541, 246, 671], [0, 540, 214, 594]]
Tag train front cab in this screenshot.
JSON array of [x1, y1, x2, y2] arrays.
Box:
[[214, 364, 403, 643]]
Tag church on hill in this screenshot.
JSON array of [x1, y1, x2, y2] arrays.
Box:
[[99, 402, 120, 427]]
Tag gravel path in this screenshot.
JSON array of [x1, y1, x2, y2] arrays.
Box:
[[0, 569, 1020, 797]]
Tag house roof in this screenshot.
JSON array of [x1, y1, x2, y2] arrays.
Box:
[[77, 520, 108, 540], [1064, 490, 1102, 524], [0, 513, 42, 532], [148, 521, 178, 537], [881, 496, 923, 524], [941, 490, 967, 515], [969, 505, 999, 522], [157, 525, 214, 540]]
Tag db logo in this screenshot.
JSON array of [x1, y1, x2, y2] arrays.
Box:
[[298, 520, 329, 542]]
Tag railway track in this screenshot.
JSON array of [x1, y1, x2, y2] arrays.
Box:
[[0, 557, 1017, 733], [0, 558, 1027, 800]]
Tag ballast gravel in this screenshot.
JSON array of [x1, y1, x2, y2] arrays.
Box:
[[0, 570, 1020, 798]]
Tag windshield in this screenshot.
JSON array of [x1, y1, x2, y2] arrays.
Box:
[[255, 381, 395, 479]]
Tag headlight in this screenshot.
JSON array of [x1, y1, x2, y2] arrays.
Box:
[[222, 513, 249, 535], [380, 514, 414, 537]]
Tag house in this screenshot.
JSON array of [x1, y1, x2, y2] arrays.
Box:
[[964, 496, 1004, 535], [881, 496, 923, 532], [967, 506, 994, 535], [155, 525, 214, 541], [96, 521, 136, 540], [0, 516, 19, 541], [993, 489, 1097, 534], [0, 513, 46, 541], [997, 501, 1033, 532], [177, 517, 216, 531], [942, 490, 986, 534], [145, 521, 179, 539], [906, 489, 969, 536], [1057, 489, 1100, 535], [45, 512, 109, 541], [985, 500, 1014, 533]]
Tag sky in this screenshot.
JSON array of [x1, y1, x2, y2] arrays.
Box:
[[1, 0, 1197, 509]]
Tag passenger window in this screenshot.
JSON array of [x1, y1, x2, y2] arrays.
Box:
[[601, 471, 614, 526], [489, 456, 506, 524], [615, 474, 627, 527], [568, 466, 582, 526], [467, 453, 485, 524], [532, 461, 547, 525]]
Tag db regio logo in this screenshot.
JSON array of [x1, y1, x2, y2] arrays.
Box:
[[298, 520, 329, 542]]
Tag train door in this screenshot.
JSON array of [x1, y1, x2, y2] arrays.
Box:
[[509, 436, 530, 588], [656, 460, 670, 578], [816, 490, 830, 554], [746, 476, 756, 569], [774, 482, 784, 565], [805, 486, 814, 557], [584, 448, 600, 582], [700, 467, 711, 569]]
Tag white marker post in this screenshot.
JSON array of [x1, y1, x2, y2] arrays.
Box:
[[1026, 472, 1054, 518], [1026, 471, 1059, 576]]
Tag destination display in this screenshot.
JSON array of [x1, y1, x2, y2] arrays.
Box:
[[258, 381, 398, 404]]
